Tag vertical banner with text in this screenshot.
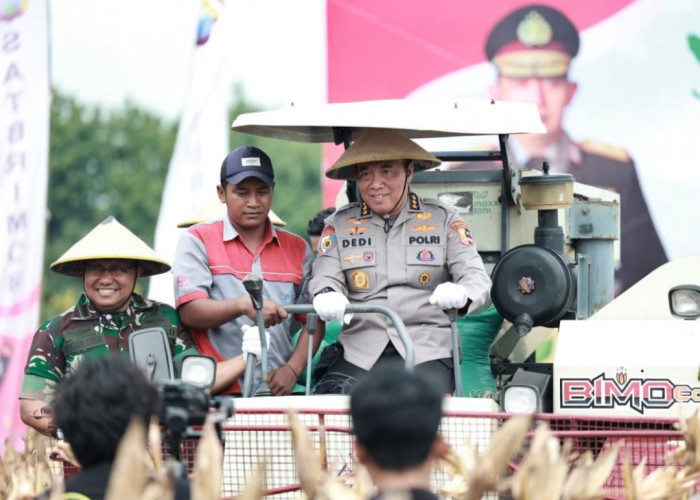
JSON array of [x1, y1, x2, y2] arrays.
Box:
[[0, 0, 51, 449]]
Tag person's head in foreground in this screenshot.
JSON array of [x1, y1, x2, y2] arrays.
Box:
[[350, 363, 447, 492], [326, 128, 441, 217], [53, 355, 160, 468]]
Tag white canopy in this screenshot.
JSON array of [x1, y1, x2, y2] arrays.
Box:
[[231, 98, 546, 143]]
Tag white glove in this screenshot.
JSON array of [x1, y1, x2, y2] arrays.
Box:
[[241, 324, 270, 361], [429, 282, 469, 310], [313, 291, 353, 324]]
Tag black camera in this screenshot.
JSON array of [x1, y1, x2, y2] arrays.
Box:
[[128, 328, 233, 469], [159, 379, 213, 435]]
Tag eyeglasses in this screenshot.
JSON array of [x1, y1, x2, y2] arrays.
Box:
[[84, 263, 136, 277]]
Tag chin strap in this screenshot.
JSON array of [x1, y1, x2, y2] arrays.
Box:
[[382, 166, 412, 233]]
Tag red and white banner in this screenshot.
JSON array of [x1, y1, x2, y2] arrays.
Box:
[[0, 0, 51, 450], [324, 0, 700, 262], [149, 0, 230, 304]]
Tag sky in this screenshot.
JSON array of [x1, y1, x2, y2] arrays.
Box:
[[48, 0, 327, 120]]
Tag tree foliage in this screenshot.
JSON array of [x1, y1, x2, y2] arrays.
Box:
[[42, 87, 323, 321]]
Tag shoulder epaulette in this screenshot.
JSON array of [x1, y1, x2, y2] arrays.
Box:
[[580, 140, 631, 163]]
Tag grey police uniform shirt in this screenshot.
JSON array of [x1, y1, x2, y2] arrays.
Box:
[[308, 192, 491, 370]]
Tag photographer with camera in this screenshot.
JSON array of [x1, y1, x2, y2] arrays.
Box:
[[53, 355, 191, 500]]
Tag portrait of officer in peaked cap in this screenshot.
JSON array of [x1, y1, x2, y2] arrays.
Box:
[[482, 4, 667, 293]]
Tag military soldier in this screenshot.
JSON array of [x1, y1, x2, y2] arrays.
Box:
[[473, 4, 667, 293], [19, 216, 199, 436], [309, 128, 491, 394]]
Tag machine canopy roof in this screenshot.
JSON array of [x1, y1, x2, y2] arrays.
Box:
[[231, 98, 546, 143]]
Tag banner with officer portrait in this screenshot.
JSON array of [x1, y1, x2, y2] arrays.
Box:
[[324, 0, 700, 291]]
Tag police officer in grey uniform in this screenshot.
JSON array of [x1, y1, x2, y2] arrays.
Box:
[[478, 4, 667, 293], [309, 128, 491, 394]]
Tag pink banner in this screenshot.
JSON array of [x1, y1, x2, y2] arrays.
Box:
[[0, 0, 51, 450]]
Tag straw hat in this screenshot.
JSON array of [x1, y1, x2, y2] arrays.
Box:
[[176, 192, 286, 228], [326, 128, 441, 180], [51, 216, 171, 277]]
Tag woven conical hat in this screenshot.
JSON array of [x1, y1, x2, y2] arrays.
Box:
[[51, 216, 170, 277], [176, 192, 286, 228], [326, 128, 441, 180]]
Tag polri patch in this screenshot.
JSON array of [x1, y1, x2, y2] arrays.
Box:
[[450, 220, 474, 246], [320, 226, 338, 254]]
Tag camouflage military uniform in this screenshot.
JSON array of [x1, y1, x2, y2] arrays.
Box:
[[20, 292, 197, 404]]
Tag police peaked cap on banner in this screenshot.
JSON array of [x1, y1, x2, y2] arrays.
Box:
[[486, 4, 580, 78], [50, 216, 171, 277], [325, 128, 441, 180]]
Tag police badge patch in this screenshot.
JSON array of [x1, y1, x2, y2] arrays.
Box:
[[320, 226, 337, 254], [449, 220, 474, 246], [350, 270, 370, 289]]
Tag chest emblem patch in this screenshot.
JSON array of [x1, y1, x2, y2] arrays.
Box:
[[411, 224, 438, 232], [350, 270, 370, 289], [345, 225, 369, 235], [417, 249, 435, 262], [343, 252, 374, 264]]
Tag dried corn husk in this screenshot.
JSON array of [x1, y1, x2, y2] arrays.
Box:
[[53, 440, 79, 468], [147, 416, 164, 473], [440, 413, 533, 500], [561, 440, 621, 500], [1, 429, 58, 500], [508, 423, 569, 500], [669, 409, 700, 473], [237, 461, 265, 500], [623, 454, 697, 500], [191, 416, 223, 500], [287, 408, 324, 498], [438, 441, 475, 499], [104, 417, 156, 500], [287, 409, 372, 500]]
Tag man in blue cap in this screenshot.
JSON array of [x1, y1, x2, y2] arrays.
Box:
[[173, 145, 319, 396], [484, 4, 667, 293]]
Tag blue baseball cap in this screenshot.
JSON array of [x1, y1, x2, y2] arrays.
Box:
[[220, 145, 275, 185]]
